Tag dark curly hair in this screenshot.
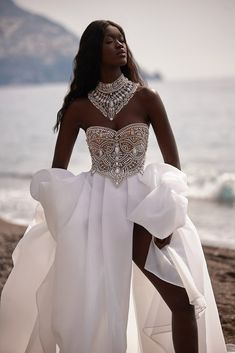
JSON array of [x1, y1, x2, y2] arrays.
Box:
[[53, 19, 146, 133]]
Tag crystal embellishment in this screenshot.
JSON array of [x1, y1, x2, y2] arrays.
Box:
[[86, 123, 149, 186], [88, 74, 139, 120]]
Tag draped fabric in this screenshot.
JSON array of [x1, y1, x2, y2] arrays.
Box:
[[0, 162, 227, 353]]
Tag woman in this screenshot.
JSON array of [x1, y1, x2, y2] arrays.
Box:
[[0, 20, 228, 353]]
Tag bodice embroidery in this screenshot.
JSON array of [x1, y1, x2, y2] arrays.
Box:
[[86, 123, 149, 186]]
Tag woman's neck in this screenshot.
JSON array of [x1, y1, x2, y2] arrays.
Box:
[[99, 68, 122, 83]]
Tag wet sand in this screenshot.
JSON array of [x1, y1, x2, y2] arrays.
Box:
[[0, 218, 234, 344]]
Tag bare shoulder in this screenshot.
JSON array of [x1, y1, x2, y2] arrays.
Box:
[[136, 85, 162, 105], [64, 98, 85, 117], [61, 97, 86, 127], [136, 85, 165, 117]]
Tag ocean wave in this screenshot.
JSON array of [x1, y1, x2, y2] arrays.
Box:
[[186, 172, 235, 205], [0, 173, 234, 249], [1, 169, 235, 205], [0, 171, 33, 179]]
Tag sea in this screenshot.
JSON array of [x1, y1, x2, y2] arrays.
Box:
[[0, 78, 235, 249]]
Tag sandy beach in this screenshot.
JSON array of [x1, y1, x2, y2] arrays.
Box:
[[0, 217, 234, 345]]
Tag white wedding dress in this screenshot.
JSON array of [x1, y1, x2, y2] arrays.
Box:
[[0, 122, 228, 353]]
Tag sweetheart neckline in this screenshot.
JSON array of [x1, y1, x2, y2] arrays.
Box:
[[85, 122, 149, 134]]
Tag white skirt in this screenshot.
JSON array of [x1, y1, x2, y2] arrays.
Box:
[[0, 162, 228, 353]]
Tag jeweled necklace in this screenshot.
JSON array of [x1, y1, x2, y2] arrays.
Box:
[[88, 73, 139, 120]]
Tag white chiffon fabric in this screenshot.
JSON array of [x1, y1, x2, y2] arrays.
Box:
[[0, 162, 228, 353]]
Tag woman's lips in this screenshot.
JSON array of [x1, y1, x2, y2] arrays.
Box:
[[116, 50, 126, 57]]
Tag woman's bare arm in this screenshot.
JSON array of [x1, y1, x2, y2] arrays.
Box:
[[142, 87, 181, 170], [141, 87, 181, 248], [51, 101, 80, 169]]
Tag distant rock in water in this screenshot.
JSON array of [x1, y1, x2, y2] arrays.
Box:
[[0, 0, 163, 85], [0, 0, 80, 85], [139, 68, 163, 81]]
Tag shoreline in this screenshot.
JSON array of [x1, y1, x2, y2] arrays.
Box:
[[0, 217, 234, 344]]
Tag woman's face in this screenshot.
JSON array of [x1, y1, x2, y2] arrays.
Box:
[[101, 25, 127, 67]]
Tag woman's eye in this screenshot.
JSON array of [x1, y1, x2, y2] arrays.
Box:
[[105, 38, 125, 44]]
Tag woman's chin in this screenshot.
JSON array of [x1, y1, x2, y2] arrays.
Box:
[[118, 58, 127, 66]]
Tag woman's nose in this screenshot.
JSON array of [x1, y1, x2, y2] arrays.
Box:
[[115, 39, 124, 47]]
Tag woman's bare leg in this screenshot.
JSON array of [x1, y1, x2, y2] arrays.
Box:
[[132, 223, 198, 353]]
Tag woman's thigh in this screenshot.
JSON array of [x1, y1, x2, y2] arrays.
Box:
[[132, 222, 193, 313]]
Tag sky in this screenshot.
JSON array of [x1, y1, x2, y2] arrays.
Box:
[[15, 0, 235, 80]]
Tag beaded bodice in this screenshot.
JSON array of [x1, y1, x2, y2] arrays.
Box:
[[86, 123, 149, 185]]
